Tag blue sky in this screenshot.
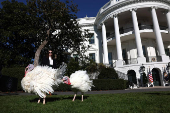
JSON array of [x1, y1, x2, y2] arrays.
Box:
[[0, 0, 109, 18]]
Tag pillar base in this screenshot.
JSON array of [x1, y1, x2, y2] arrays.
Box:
[[116, 60, 124, 67], [161, 55, 170, 62], [137, 57, 146, 64]]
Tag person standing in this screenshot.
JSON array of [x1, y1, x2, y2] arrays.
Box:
[[40, 49, 57, 103], [41, 50, 57, 69]]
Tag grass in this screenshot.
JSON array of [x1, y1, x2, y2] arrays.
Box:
[[0, 91, 170, 113]]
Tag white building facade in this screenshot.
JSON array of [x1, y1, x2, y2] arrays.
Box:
[[77, 0, 170, 86]]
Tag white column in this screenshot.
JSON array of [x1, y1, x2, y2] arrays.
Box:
[[166, 11, 170, 33], [113, 15, 123, 67], [101, 23, 109, 64], [151, 7, 169, 62], [94, 26, 100, 63], [131, 9, 146, 64]]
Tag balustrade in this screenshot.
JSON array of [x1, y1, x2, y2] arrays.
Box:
[[111, 55, 168, 67], [106, 25, 168, 40]]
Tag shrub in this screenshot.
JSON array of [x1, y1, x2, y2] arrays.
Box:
[[85, 62, 98, 74], [98, 67, 118, 79], [65, 58, 80, 77], [97, 63, 106, 71]]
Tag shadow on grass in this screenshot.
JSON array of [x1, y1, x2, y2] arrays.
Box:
[[0, 93, 19, 96], [29, 95, 89, 103], [145, 93, 170, 95]]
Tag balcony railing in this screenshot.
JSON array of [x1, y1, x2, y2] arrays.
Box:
[[111, 56, 163, 67], [146, 56, 162, 62], [112, 58, 138, 67], [123, 58, 138, 65], [106, 25, 168, 40]]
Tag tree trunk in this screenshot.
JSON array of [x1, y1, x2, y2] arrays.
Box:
[[34, 28, 51, 67], [34, 39, 48, 67]]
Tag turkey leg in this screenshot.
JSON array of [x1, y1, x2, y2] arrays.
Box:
[[43, 98, 46, 104], [72, 94, 76, 101], [37, 98, 41, 103]]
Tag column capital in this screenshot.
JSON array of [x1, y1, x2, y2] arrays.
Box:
[[130, 7, 137, 12], [113, 13, 119, 18], [109, 15, 113, 19], [162, 9, 170, 14], [151, 6, 158, 10], [100, 22, 104, 26]]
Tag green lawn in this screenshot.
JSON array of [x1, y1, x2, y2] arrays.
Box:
[[0, 91, 170, 113]]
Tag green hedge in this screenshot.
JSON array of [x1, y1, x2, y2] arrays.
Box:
[[1, 67, 25, 91], [55, 83, 71, 91], [1, 67, 128, 91], [98, 67, 118, 79], [0, 75, 18, 91], [56, 79, 127, 91], [92, 79, 127, 90]]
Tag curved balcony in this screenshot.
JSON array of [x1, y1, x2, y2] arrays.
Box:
[[95, 0, 170, 29], [107, 25, 168, 40], [112, 56, 165, 67], [96, 0, 170, 18]]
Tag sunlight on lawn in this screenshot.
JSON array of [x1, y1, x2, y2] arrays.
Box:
[[0, 91, 170, 113]]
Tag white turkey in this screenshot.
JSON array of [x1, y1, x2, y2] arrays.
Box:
[[62, 70, 94, 101], [21, 63, 66, 104]]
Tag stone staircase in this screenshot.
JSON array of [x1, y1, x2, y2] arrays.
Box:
[[115, 68, 128, 80]]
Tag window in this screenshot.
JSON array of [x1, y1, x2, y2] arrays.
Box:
[[106, 32, 110, 38], [165, 48, 170, 56], [108, 52, 113, 66], [122, 49, 127, 60], [89, 34, 94, 44], [73, 54, 78, 62], [119, 27, 124, 34], [89, 53, 95, 62], [122, 49, 127, 64], [73, 54, 78, 58], [138, 23, 142, 30], [142, 45, 146, 57]]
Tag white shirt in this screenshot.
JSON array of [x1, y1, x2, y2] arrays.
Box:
[[49, 57, 53, 65]]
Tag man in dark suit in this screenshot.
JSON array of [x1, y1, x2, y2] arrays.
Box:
[[41, 50, 57, 69]]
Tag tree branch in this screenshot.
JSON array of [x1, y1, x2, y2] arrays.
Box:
[[34, 39, 48, 67]]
